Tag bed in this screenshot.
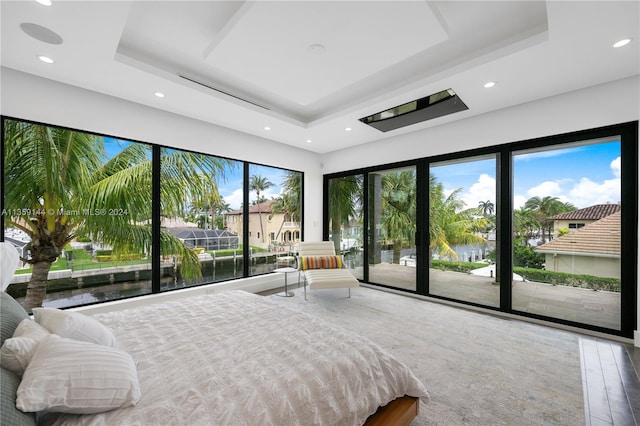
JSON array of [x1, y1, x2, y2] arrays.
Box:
[[1, 290, 429, 425]]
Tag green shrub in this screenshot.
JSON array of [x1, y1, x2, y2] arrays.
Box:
[[430, 260, 620, 292], [514, 267, 620, 292], [95, 249, 112, 256]]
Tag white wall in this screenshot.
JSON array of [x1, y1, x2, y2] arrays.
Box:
[[321, 76, 640, 346], [321, 76, 639, 172], [0, 67, 325, 241]]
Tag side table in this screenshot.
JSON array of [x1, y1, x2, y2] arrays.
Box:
[[273, 267, 298, 297]]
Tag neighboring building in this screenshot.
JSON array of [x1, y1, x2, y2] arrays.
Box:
[[225, 200, 300, 250], [549, 203, 620, 239], [536, 211, 620, 279], [165, 227, 239, 251]]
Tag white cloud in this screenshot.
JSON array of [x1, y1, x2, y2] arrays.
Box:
[[568, 177, 620, 206], [526, 180, 565, 198], [460, 174, 496, 210], [611, 156, 621, 178], [223, 188, 244, 210], [518, 174, 620, 208]]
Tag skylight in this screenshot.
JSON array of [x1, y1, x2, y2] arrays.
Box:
[[359, 89, 468, 132]]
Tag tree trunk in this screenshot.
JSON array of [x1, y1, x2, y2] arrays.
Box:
[[258, 211, 265, 243], [24, 260, 52, 311], [331, 216, 342, 253]]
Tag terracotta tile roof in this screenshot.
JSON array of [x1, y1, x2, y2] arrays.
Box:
[[226, 200, 275, 215], [548, 203, 620, 220], [536, 211, 620, 256]]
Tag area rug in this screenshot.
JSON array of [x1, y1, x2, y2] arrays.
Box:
[[268, 286, 584, 426]]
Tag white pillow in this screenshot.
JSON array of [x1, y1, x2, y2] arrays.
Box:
[[32, 307, 117, 347], [0, 319, 51, 375], [0, 242, 20, 291], [16, 335, 141, 414]]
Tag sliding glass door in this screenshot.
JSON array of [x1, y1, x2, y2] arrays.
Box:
[[368, 166, 417, 291], [323, 121, 637, 338], [429, 156, 499, 307], [327, 175, 364, 279], [511, 138, 623, 330]]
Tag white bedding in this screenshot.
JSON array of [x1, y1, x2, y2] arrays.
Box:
[[41, 290, 429, 425]]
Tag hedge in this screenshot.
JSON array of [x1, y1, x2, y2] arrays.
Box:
[[431, 259, 620, 292]]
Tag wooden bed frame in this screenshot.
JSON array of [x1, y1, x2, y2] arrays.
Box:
[[364, 396, 420, 426]]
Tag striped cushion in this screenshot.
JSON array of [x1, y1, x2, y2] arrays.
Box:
[[298, 255, 344, 270]]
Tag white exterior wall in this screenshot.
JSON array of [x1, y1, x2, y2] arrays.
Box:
[[543, 253, 620, 280]]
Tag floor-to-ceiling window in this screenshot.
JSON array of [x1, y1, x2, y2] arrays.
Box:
[[323, 121, 637, 338], [1, 116, 304, 310]]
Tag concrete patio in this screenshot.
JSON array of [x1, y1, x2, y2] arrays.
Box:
[[361, 263, 621, 331]]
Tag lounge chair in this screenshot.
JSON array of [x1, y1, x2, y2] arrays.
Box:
[[297, 241, 360, 300]]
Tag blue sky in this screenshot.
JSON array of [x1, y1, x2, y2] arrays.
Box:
[[431, 139, 621, 210], [219, 164, 288, 210], [104, 136, 621, 212]]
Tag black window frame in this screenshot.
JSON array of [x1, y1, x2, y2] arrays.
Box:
[[324, 121, 638, 338], [1, 115, 305, 307]]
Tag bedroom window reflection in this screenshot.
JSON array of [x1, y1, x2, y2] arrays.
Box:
[[2, 118, 153, 310]]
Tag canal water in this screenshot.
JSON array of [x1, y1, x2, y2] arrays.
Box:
[[13, 257, 280, 309]]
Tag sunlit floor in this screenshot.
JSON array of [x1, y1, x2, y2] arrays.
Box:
[[356, 263, 621, 331]]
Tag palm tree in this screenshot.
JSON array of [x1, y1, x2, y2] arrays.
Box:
[[477, 200, 495, 239], [249, 175, 274, 243], [380, 170, 416, 263], [271, 172, 301, 244], [429, 175, 486, 260], [478, 200, 495, 217], [513, 207, 539, 241], [327, 175, 362, 253], [214, 201, 232, 230], [524, 196, 575, 243], [3, 120, 232, 310]]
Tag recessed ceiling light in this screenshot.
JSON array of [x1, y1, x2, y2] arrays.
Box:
[[35, 0, 52, 5], [345, 127, 352, 132], [154, 92, 165, 98], [613, 38, 631, 48], [484, 81, 496, 88], [37, 55, 54, 64], [306, 139, 312, 144], [264, 126, 271, 131]]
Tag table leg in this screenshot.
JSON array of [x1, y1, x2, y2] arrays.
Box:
[[276, 272, 294, 297]]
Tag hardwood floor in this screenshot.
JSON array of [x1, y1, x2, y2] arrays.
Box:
[[580, 338, 640, 425]]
